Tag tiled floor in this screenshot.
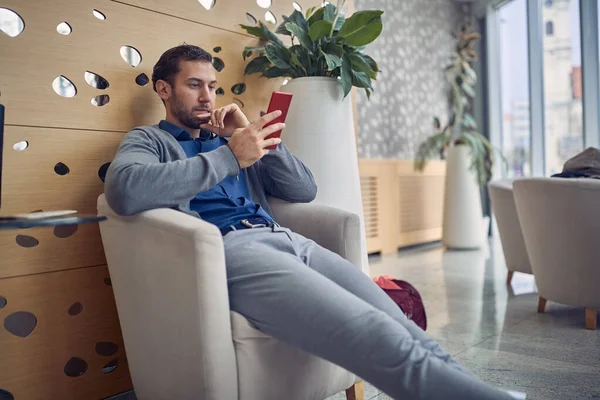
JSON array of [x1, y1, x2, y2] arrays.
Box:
[[327, 239, 600, 400], [107, 239, 600, 400]]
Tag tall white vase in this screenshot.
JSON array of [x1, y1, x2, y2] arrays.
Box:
[[442, 145, 486, 249], [280, 77, 369, 275]]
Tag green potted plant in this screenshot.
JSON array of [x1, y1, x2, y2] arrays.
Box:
[[239, 0, 383, 98], [237, 1, 385, 274], [414, 24, 503, 249]]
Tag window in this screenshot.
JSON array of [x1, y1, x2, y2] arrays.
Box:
[[498, 0, 531, 177], [546, 20, 554, 36], [542, 0, 583, 175]]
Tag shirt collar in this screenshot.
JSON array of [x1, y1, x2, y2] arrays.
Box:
[[159, 120, 214, 141]]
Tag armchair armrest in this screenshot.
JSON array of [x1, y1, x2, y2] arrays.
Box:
[[97, 195, 237, 400], [267, 197, 362, 269]]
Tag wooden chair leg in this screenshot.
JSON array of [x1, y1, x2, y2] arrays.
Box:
[[586, 308, 597, 330], [345, 381, 364, 400], [506, 270, 514, 285], [538, 297, 547, 313]]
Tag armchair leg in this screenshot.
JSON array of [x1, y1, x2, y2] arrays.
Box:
[[345, 381, 364, 400], [506, 270, 514, 285], [538, 297, 547, 313], [586, 308, 597, 330]]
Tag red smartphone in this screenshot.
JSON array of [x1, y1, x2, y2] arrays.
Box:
[[263, 91, 293, 150]]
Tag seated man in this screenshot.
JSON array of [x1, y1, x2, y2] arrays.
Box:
[[104, 44, 524, 400]]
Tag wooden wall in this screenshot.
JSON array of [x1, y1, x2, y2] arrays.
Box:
[[359, 159, 446, 254], [0, 0, 328, 398]]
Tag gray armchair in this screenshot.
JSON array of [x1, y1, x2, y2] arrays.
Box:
[[97, 194, 365, 400]]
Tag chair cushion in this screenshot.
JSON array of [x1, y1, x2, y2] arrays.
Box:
[[230, 311, 357, 400]]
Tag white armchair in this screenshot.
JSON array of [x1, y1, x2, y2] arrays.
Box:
[[97, 194, 365, 400], [513, 178, 600, 330]]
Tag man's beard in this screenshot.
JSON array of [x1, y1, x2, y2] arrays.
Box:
[[170, 96, 210, 130]]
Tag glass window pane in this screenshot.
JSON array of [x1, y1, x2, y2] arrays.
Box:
[[542, 0, 583, 175], [499, 0, 531, 177]]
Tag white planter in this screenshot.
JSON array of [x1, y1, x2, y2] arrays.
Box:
[[442, 145, 486, 249], [279, 77, 369, 275]]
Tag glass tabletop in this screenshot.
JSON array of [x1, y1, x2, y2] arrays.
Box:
[[0, 214, 107, 230]]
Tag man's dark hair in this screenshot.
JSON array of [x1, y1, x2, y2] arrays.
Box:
[[152, 44, 213, 92]]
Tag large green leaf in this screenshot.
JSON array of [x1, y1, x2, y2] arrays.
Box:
[[261, 22, 285, 47], [276, 18, 292, 36], [276, 10, 309, 35], [462, 82, 475, 97], [309, 20, 333, 41], [243, 46, 265, 60], [323, 3, 337, 21], [340, 54, 353, 98], [265, 43, 292, 69], [305, 6, 317, 19], [244, 56, 271, 75], [351, 70, 372, 89], [286, 22, 313, 52], [239, 24, 269, 41], [338, 11, 383, 46], [290, 52, 307, 76], [333, 14, 346, 31], [323, 42, 344, 58], [463, 113, 477, 129], [349, 53, 376, 79], [360, 53, 379, 73], [319, 48, 342, 70], [262, 67, 289, 78], [307, 7, 325, 25]]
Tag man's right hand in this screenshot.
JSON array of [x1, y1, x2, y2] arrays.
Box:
[[227, 110, 285, 169]]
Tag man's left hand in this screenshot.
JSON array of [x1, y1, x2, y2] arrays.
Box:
[[200, 104, 250, 137]]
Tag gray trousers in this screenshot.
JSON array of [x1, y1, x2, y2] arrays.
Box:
[[223, 225, 515, 400]]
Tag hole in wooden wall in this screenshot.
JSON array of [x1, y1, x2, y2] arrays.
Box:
[[54, 224, 78, 238], [0, 8, 24, 37], [231, 83, 246, 95], [257, 0, 272, 9], [92, 9, 106, 20], [212, 57, 224, 72], [246, 13, 257, 24], [64, 357, 88, 377], [0, 296, 6, 310], [265, 11, 277, 24], [104, 278, 112, 286], [198, 0, 216, 10], [54, 162, 70, 175], [52, 76, 77, 98], [293, 1, 303, 11], [16, 235, 39, 248], [91, 95, 110, 107], [0, 389, 14, 400], [135, 73, 149, 86], [13, 140, 28, 151], [98, 162, 110, 182], [233, 98, 245, 108], [85, 71, 109, 90], [120, 46, 142, 67], [4, 311, 37, 338], [102, 358, 119, 374], [68, 302, 83, 316], [216, 87, 224, 97], [95, 342, 119, 357], [56, 22, 72, 35], [213, 46, 222, 53]]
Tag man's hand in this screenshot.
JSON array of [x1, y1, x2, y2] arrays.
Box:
[[227, 110, 284, 168], [200, 103, 249, 137]]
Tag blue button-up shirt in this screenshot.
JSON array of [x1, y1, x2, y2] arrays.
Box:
[[158, 120, 273, 231]]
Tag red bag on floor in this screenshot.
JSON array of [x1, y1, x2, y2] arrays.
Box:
[[373, 276, 427, 331]]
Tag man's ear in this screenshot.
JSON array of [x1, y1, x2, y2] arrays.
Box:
[[155, 79, 172, 102]]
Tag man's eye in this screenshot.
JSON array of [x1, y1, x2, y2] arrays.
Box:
[[209, 86, 216, 91], [189, 84, 200, 88]]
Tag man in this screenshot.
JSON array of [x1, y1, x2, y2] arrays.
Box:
[[104, 44, 525, 400]]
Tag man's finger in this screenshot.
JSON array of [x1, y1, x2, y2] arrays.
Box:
[[200, 123, 221, 134], [262, 138, 282, 148], [252, 110, 282, 130], [258, 122, 286, 139]]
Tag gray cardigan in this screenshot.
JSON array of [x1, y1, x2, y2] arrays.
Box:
[[104, 125, 317, 218]]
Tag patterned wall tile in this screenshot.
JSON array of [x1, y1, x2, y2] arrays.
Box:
[[354, 0, 471, 159]]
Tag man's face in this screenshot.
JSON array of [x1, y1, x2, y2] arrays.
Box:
[[167, 60, 217, 129]]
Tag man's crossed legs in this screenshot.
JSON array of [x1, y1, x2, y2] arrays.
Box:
[[224, 225, 519, 400]]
